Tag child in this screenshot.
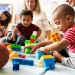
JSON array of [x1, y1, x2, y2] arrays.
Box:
[[24, 4, 75, 68], [6, 10, 41, 45], [0, 11, 11, 37]]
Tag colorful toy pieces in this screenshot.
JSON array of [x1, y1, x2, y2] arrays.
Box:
[[0, 44, 9, 68], [51, 32, 61, 42], [35, 50, 55, 71]]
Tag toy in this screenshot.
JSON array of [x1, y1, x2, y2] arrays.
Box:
[[19, 54, 26, 58], [13, 62, 20, 70], [24, 48, 31, 54], [39, 55, 55, 71], [9, 51, 19, 60], [7, 48, 12, 54], [22, 59, 34, 66], [11, 44, 21, 51], [12, 58, 23, 64], [12, 58, 34, 66], [35, 50, 46, 60], [51, 32, 61, 42], [0, 44, 9, 68]]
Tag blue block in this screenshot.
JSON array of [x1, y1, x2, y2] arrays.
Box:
[[13, 62, 20, 70], [42, 58, 55, 70], [22, 59, 34, 66], [12, 58, 23, 64], [12, 48, 21, 51], [35, 50, 51, 60], [35, 50, 46, 60]]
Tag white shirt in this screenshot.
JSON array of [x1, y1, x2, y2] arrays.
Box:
[[32, 11, 51, 41]]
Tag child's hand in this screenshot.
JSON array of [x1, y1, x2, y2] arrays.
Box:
[[38, 47, 48, 54], [9, 35, 15, 41]]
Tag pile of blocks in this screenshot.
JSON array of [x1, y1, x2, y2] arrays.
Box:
[[35, 50, 55, 71]]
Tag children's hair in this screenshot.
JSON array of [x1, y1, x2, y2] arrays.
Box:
[[24, 0, 41, 14], [20, 10, 33, 20], [53, 4, 75, 18], [0, 11, 12, 28]]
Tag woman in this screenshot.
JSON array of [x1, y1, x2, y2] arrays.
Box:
[[24, 0, 51, 41], [0, 11, 11, 37]]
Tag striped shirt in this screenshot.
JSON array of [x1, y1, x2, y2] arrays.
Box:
[[63, 25, 75, 53]]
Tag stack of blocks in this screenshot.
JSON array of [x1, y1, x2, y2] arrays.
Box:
[[35, 50, 55, 70], [24, 40, 36, 54], [51, 32, 61, 42], [11, 44, 21, 51]]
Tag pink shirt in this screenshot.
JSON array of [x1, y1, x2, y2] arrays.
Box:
[[63, 25, 75, 53]]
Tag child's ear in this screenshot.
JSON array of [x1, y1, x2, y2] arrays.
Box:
[[66, 15, 72, 22]]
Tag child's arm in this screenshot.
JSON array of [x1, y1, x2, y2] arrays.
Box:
[[9, 27, 18, 41], [36, 28, 41, 39], [40, 39, 70, 52], [30, 40, 53, 54]]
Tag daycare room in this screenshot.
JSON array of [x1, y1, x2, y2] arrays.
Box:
[[0, 0, 75, 75]]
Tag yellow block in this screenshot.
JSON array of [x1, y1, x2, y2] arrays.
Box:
[[7, 48, 12, 54], [7, 45, 11, 48], [51, 32, 61, 42], [9, 51, 19, 60]]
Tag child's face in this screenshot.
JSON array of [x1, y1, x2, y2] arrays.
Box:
[[20, 15, 32, 27], [53, 16, 72, 32]]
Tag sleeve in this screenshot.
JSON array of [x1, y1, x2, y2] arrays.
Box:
[[41, 11, 51, 31], [16, 23, 20, 30], [63, 29, 75, 44]]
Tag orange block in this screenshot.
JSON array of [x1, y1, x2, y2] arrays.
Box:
[[9, 51, 19, 60], [7, 48, 12, 54], [51, 32, 61, 42], [7, 45, 11, 48]]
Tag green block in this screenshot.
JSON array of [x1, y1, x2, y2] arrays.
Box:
[[11, 44, 21, 48], [30, 35, 36, 39], [24, 48, 31, 54], [24, 40, 30, 44]]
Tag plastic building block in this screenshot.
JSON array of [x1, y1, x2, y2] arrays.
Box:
[[51, 32, 61, 42], [40, 55, 55, 71], [22, 59, 34, 66], [13, 62, 20, 70], [24, 48, 31, 54], [12, 48, 21, 51], [7, 48, 12, 54], [11, 44, 21, 49], [7, 44, 11, 48], [24, 40, 30, 44], [30, 35, 36, 39], [9, 51, 19, 60], [19, 54, 26, 58], [35, 50, 46, 60], [35, 40, 41, 43], [12, 58, 23, 64], [30, 39, 34, 42]]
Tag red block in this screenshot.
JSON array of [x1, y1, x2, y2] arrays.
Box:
[[20, 55, 26, 58], [30, 39, 35, 43]]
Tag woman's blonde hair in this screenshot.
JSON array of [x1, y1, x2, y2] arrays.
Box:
[[24, 0, 41, 14]]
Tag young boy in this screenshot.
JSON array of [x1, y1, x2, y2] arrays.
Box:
[[6, 10, 41, 45], [25, 4, 75, 68]]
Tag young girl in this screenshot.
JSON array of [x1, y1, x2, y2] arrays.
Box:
[[0, 11, 11, 37]]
